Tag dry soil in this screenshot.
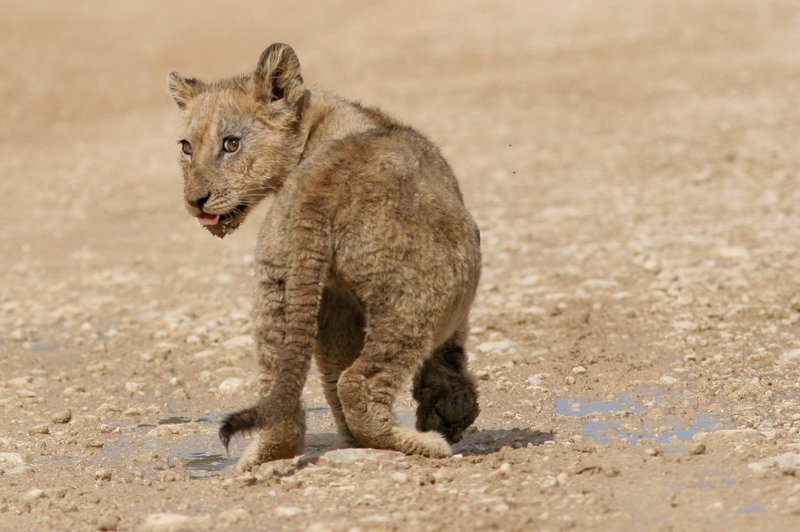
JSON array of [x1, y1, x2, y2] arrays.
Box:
[[1, 1, 800, 530]]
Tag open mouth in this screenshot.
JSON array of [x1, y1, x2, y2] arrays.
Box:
[[196, 203, 249, 238]]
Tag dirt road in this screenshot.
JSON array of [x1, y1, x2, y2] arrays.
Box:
[[1, 1, 799, 530]]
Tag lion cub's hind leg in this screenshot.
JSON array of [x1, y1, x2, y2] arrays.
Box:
[[337, 315, 452, 459], [413, 327, 480, 444], [315, 285, 366, 447]]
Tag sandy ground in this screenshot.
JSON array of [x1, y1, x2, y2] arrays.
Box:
[[1, 0, 800, 530]]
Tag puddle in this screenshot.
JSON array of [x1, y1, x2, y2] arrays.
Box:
[[557, 389, 723, 448], [103, 407, 415, 479]]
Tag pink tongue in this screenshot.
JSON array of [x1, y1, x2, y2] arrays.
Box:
[[197, 214, 220, 227]]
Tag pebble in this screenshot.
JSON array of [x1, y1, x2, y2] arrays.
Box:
[[275, 506, 304, 517], [97, 515, 120, 530], [141, 513, 207, 531], [644, 448, 661, 457], [218, 377, 244, 395], [318, 448, 404, 465], [95, 468, 112, 481], [51, 409, 72, 424], [689, 443, 706, 455], [125, 381, 146, 393], [29, 423, 50, 435], [223, 335, 254, 349], [390, 472, 408, 484], [16, 389, 37, 398], [572, 366, 587, 375], [780, 349, 800, 364], [774, 453, 800, 475], [21, 488, 47, 503], [218, 508, 250, 524], [476, 339, 516, 353], [7, 375, 33, 388], [659, 376, 679, 385]]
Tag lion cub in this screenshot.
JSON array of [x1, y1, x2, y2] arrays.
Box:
[[168, 43, 481, 470]]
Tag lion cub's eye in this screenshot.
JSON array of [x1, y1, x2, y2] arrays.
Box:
[[222, 137, 240, 154], [179, 140, 192, 156]]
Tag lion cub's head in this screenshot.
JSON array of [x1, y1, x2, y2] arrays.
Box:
[[168, 43, 307, 237]]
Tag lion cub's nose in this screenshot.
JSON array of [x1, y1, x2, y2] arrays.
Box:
[[187, 193, 211, 210]]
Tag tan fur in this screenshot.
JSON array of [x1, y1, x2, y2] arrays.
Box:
[[168, 44, 481, 471]]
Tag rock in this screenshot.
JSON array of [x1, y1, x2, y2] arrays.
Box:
[[95, 468, 112, 481], [0, 452, 29, 475], [476, 340, 516, 354], [774, 453, 800, 475], [16, 389, 37, 398], [747, 460, 772, 475], [390, 472, 408, 484], [689, 443, 706, 456], [51, 409, 72, 424], [572, 366, 587, 375], [223, 335, 254, 349], [21, 488, 47, 503], [125, 381, 145, 394], [7, 376, 32, 388], [96, 403, 121, 414], [780, 349, 800, 364], [29, 423, 49, 435], [275, 506, 304, 518], [218, 508, 249, 525], [318, 448, 404, 465], [659, 376, 679, 385], [141, 513, 208, 531], [218, 377, 244, 395], [97, 515, 120, 531]]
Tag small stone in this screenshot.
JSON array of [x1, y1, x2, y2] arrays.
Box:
[[689, 443, 707, 456], [29, 423, 49, 435], [565, 375, 576, 385], [390, 472, 408, 484], [123, 407, 143, 417], [51, 409, 72, 424], [318, 448, 404, 465], [218, 377, 244, 395], [774, 453, 800, 475], [85, 439, 105, 449], [21, 488, 47, 503], [572, 366, 587, 375], [475, 370, 490, 381], [659, 376, 679, 385], [125, 381, 145, 394], [16, 389, 37, 398], [97, 515, 120, 530], [96, 403, 121, 414], [223, 335, 254, 349], [476, 339, 516, 353], [95, 468, 112, 481], [780, 349, 800, 364], [7, 376, 33, 388], [218, 508, 249, 524], [644, 448, 661, 457], [275, 506, 303, 518], [141, 513, 203, 531]]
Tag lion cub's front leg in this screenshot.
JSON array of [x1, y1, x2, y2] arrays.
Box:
[[219, 264, 307, 472]]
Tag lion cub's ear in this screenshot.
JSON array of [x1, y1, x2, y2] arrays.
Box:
[[253, 43, 305, 108], [167, 72, 207, 109]]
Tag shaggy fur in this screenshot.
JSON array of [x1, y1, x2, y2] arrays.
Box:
[[168, 43, 481, 471]]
